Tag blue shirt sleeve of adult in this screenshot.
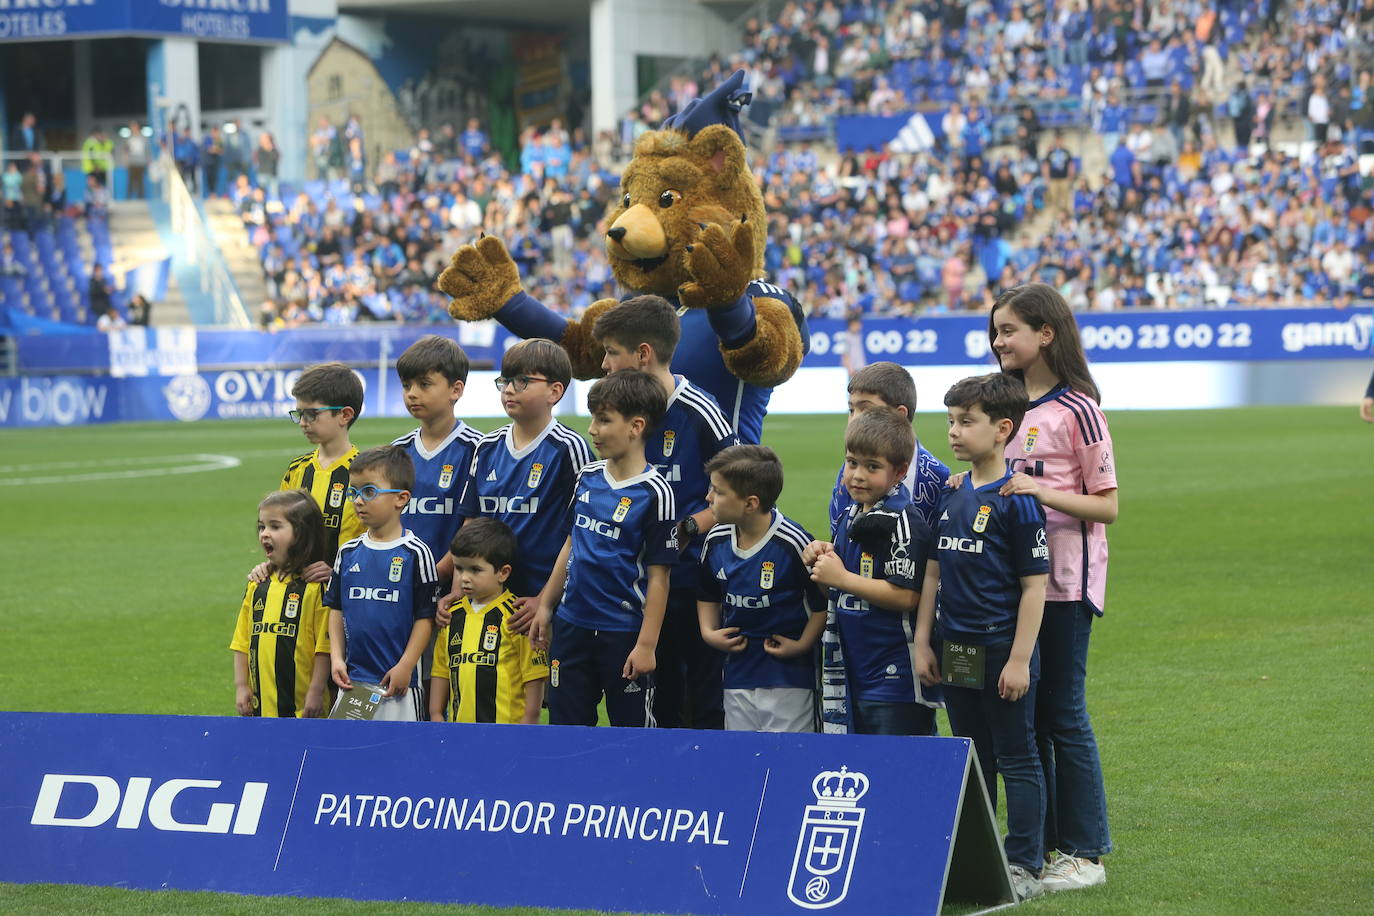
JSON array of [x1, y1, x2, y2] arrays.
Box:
[[492, 290, 571, 342], [705, 291, 758, 350]]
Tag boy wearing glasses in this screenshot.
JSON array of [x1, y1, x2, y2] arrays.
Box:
[[281, 362, 366, 570], [326, 445, 440, 721], [451, 340, 592, 634]]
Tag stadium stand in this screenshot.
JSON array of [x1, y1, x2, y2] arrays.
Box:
[[111, 0, 1374, 323]]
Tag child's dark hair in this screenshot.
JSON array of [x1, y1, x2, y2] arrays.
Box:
[[704, 444, 784, 512], [502, 338, 572, 389], [989, 283, 1101, 403], [350, 444, 415, 492], [258, 489, 328, 576], [291, 362, 364, 427], [449, 517, 517, 573], [844, 407, 914, 469], [592, 295, 681, 362], [397, 334, 470, 385], [586, 368, 667, 433], [848, 362, 917, 422], [944, 373, 1030, 440]]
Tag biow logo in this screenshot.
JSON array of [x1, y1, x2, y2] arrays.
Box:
[[31, 774, 268, 835]]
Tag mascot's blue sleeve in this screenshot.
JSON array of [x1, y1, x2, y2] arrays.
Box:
[[492, 291, 569, 341]]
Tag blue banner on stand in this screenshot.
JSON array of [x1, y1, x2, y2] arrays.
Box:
[[0, 0, 290, 44], [0, 712, 1009, 914]]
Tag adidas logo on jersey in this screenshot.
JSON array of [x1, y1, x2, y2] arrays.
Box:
[[348, 563, 361, 573], [940, 511, 950, 521], [716, 568, 727, 580], [578, 491, 590, 503], [486, 470, 498, 482], [623, 682, 642, 694]]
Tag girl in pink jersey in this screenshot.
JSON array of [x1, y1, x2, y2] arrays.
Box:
[[989, 284, 1116, 893]]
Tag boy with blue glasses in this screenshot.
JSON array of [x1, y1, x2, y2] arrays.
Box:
[[326, 445, 440, 722]]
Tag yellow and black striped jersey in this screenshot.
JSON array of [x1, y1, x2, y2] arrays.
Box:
[[230, 576, 330, 717], [431, 590, 548, 724], [281, 446, 363, 560]]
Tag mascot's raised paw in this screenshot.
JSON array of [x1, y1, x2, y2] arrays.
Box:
[[439, 235, 524, 321], [678, 216, 754, 310]]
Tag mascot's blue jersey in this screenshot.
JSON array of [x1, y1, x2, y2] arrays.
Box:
[[493, 281, 808, 445], [670, 280, 807, 445]]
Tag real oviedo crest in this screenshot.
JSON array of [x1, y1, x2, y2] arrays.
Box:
[[329, 481, 345, 508], [1023, 426, 1039, 454], [438, 464, 454, 489], [612, 497, 632, 522], [527, 463, 544, 488], [388, 556, 404, 583], [662, 430, 676, 457], [787, 766, 870, 909], [760, 561, 775, 590]]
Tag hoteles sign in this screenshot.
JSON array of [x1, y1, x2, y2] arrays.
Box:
[[0, 712, 1012, 914], [0, 0, 289, 44]]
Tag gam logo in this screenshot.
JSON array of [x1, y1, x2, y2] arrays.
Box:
[[31, 774, 268, 835]]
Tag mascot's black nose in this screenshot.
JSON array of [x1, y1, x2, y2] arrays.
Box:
[[607, 227, 627, 242]]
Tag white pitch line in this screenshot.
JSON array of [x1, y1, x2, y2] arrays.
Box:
[[0, 453, 242, 485]]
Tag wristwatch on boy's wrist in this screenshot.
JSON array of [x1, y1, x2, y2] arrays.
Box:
[[680, 516, 700, 540]]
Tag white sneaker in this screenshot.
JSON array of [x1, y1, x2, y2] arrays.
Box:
[[1009, 865, 1044, 901], [1041, 855, 1106, 892]]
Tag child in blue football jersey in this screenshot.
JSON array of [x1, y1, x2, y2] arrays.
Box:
[[326, 446, 440, 722], [532, 370, 677, 727], [698, 445, 826, 732], [595, 295, 739, 730], [451, 339, 592, 631], [804, 408, 933, 736], [391, 334, 482, 574], [823, 362, 950, 735], [914, 373, 1049, 900]]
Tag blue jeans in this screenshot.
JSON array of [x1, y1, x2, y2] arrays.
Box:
[[852, 700, 935, 736], [1037, 601, 1112, 858], [939, 638, 1045, 873]]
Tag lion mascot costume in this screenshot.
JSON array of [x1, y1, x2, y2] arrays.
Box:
[[438, 70, 807, 444]]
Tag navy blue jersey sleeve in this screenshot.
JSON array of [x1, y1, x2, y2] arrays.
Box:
[[457, 442, 484, 518], [696, 535, 726, 603], [323, 547, 344, 609], [1007, 494, 1050, 579], [643, 485, 679, 568], [1366, 368, 1374, 400], [828, 466, 847, 538], [410, 542, 441, 621], [881, 508, 930, 591]]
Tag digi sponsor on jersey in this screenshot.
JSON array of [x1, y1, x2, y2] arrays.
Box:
[[479, 495, 539, 514]]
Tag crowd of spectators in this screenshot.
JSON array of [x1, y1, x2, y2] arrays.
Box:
[[235, 0, 1374, 325]]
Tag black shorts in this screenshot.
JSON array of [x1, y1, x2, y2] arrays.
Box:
[[547, 615, 655, 727]]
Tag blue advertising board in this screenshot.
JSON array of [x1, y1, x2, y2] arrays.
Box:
[[0, 0, 289, 44], [0, 712, 1011, 914], [14, 309, 1371, 379], [0, 367, 403, 427], [802, 306, 1374, 368]]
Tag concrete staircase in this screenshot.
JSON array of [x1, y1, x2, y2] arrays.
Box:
[[202, 198, 269, 315], [106, 199, 190, 326]]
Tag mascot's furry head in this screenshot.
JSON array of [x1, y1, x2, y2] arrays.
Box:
[[603, 71, 768, 303]]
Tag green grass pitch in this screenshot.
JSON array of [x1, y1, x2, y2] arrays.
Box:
[[1, 407, 1370, 915]]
